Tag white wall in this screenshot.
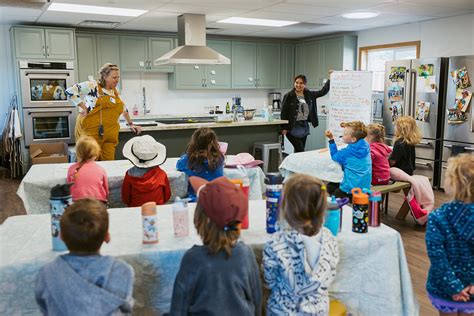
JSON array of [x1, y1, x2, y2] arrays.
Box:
[[0, 25, 16, 134], [358, 13, 474, 58]]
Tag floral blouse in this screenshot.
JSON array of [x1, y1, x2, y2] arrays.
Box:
[[65, 80, 128, 114]]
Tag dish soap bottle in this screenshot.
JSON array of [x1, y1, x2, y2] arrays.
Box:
[[133, 104, 139, 116], [226, 102, 230, 114]]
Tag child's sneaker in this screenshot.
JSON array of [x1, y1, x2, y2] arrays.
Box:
[[405, 195, 428, 225]]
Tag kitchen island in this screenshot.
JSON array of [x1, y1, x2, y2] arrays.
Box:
[[117, 117, 287, 159]]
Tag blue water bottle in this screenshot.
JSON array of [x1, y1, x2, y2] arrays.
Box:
[[50, 183, 73, 251], [324, 196, 341, 236], [265, 173, 283, 234]]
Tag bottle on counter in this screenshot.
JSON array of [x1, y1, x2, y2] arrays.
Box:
[[133, 104, 139, 116], [226, 102, 230, 114], [267, 105, 274, 122]]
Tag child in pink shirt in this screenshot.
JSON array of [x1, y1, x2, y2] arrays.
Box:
[[67, 136, 109, 202], [367, 124, 392, 185]]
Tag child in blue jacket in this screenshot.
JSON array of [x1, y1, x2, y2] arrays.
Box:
[[325, 121, 372, 198]]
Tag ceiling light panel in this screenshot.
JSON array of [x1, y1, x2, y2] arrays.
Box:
[[217, 17, 298, 27], [47, 3, 148, 17]]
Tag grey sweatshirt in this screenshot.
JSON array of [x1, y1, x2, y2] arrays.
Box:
[[35, 254, 135, 316], [170, 241, 262, 316]]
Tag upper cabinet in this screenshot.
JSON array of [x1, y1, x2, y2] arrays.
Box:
[[120, 35, 174, 73], [280, 43, 295, 90], [257, 42, 280, 89], [96, 34, 120, 67], [13, 26, 75, 60]]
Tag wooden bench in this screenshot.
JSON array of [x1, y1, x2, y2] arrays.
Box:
[[371, 182, 411, 220]]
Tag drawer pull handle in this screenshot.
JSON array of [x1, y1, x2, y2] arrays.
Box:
[[418, 141, 432, 146], [464, 147, 474, 151], [415, 161, 432, 168], [443, 144, 453, 148]]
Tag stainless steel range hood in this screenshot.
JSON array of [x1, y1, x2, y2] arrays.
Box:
[[154, 14, 231, 66]]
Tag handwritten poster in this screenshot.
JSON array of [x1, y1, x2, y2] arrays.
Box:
[[327, 71, 373, 145]]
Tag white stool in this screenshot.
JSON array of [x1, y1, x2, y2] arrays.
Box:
[[253, 142, 283, 173]]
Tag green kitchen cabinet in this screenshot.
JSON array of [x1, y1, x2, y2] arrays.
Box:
[[304, 40, 322, 89], [280, 43, 295, 89], [295, 43, 305, 77], [305, 116, 327, 151], [170, 40, 231, 89], [120, 35, 174, 72], [13, 26, 75, 60], [257, 42, 280, 89], [96, 34, 120, 67], [232, 41, 257, 88], [76, 33, 97, 82]]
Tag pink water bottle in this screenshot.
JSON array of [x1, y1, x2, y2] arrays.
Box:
[[237, 166, 250, 229], [172, 198, 189, 237]]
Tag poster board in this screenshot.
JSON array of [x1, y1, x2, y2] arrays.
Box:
[[327, 71, 373, 145]]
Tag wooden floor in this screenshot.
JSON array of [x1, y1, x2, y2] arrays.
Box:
[[0, 172, 448, 315]]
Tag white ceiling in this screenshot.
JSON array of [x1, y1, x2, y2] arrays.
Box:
[[0, 0, 473, 38]]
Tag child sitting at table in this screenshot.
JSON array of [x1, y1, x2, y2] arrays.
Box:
[[325, 121, 372, 198], [263, 174, 339, 315], [35, 198, 135, 315], [170, 176, 262, 315], [176, 127, 224, 201], [122, 135, 171, 207], [367, 123, 392, 185], [425, 154, 474, 316], [67, 136, 109, 203], [389, 116, 421, 176]]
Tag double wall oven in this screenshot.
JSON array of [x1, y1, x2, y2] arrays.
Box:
[[19, 60, 77, 146]]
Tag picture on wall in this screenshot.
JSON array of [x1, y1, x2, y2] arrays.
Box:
[[389, 67, 406, 82], [418, 64, 434, 77], [451, 67, 471, 89], [388, 85, 404, 101], [415, 101, 431, 122], [389, 101, 404, 122]]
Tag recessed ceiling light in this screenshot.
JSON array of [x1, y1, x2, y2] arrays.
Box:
[[217, 17, 298, 27], [342, 11, 379, 19], [48, 3, 148, 17]]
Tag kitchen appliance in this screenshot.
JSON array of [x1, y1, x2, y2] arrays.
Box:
[[383, 58, 448, 187], [268, 92, 281, 110], [232, 96, 243, 112], [440, 55, 474, 189]]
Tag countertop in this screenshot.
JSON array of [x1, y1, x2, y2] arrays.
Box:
[[119, 118, 287, 132]]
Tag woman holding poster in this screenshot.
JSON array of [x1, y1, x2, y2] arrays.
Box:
[[281, 71, 332, 152]]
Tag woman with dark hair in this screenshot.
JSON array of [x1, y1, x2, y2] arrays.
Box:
[[281, 71, 332, 152]]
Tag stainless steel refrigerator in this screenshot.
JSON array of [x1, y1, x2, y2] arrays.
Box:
[[383, 57, 448, 187], [440, 55, 474, 189]]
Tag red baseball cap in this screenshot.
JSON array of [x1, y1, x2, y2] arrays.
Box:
[[189, 176, 248, 230]]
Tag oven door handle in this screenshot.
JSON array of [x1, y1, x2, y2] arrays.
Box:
[[443, 144, 452, 148], [25, 72, 70, 76], [28, 110, 73, 114]]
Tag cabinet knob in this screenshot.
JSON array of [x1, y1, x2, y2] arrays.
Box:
[[139, 61, 145, 67], [194, 65, 200, 70]]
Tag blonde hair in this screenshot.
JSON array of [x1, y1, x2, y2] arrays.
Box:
[[280, 174, 327, 236], [394, 116, 421, 145], [194, 203, 240, 257], [341, 121, 367, 140], [367, 123, 386, 143], [97, 63, 120, 87], [445, 154, 474, 203], [76, 136, 100, 163]]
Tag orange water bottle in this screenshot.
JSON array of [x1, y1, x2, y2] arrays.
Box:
[[351, 188, 369, 233]]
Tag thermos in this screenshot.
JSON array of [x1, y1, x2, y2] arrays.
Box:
[[367, 190, 382, 227], [351, 188, 369, 233], [237, 165, 250, 229], [336, 197, 350, 232], [265, 173, 284, 234], [49, 183, 73, 251], [324, 196, 341, 236], [172, 198, 189, 237], [142, 202, 159, 244]]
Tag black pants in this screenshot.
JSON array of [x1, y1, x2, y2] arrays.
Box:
[[327, 182, 352, 199], [286, 134, 307, 153]]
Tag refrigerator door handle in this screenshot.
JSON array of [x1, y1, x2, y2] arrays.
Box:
[[415, 161, 433, 168], [410, 69, 417, 116], [464, 147, 474, 151], [417, 141, 432, 147]]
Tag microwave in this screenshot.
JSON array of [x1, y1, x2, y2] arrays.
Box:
[[19, 60, 76, 108]]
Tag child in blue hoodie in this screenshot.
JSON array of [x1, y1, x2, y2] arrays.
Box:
[[325, 121, 372, 198], [35, 198, 135, 315]]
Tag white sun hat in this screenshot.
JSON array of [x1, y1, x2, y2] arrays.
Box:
[[122, 135, 166, 168]]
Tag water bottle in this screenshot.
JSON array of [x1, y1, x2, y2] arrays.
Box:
[[172, 198, 189, 237], [336, 197, 350, 232], [142, 202, 159, 244], [265, 173, 284, 234], [50, 183, 73, 251], [367, 190, 382, 227], [237, 165, 250, 229], [267, 105, 274, 122], [351, 188, 369, 233], [324, 196, 340, 236]]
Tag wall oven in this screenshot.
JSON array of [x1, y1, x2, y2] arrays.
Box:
[[19, 60, 77, 146]]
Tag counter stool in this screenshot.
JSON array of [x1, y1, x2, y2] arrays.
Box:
[[253, 142, 282, 173]]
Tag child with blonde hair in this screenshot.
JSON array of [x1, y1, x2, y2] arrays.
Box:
[[389, 116, 422, 175], [67, 136, 108, 202], [367, 123, 392, 185], [426, 154, 474, 315], [263, 174, 339, 315], [325, 121, 372, 198], [170, 176, 262, 315]]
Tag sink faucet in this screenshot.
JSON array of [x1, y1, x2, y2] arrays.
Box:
[[142, 87, 150, 115]]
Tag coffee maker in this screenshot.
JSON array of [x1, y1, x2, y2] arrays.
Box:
[[268, 92, 281, 111]]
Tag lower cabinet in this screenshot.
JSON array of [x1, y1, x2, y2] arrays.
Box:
[[305, 117, 327, 151]]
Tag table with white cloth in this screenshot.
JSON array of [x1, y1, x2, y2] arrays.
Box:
[[0, 200, 418, 315], [279, 149, 344, 182], [17, 156, 266, 214]]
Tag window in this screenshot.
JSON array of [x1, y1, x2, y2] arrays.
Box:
[[359, 41, 420, 91]]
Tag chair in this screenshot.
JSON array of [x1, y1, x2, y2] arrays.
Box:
[[253, 142, 282, 173]]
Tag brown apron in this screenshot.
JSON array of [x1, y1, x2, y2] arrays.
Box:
[[76, 84, 125, 160]]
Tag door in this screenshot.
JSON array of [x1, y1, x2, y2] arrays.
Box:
[[45, 29, 75, 60], [257, 42, 280, 88], [280, 43, 295, 89], [232, 41, 256, 88], [148, 37, 174, 73], [383, 59, 412, 136], [23, 108, 76, 145], [13, 27, 46, 59], [304, 41, 321, 89], [411, 57, 446, 140], [96, 34, 120, 67], [120, 36, 148, 71], [443, 55, 474, 143], [206, 40, 231, 89], [76, 34, 97, 82]]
